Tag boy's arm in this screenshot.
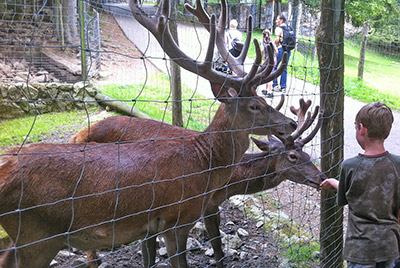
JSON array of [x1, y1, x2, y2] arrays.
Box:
[[320, 178, 339, 190]]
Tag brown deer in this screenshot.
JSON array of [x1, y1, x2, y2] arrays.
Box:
[[0, 0, 296, 268], [72, 99, 325, 268]]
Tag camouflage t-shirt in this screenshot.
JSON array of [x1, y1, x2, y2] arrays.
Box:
[[337, 152, 400, 264]]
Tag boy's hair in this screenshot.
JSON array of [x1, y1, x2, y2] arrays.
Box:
[[355, 102, 394, 139]]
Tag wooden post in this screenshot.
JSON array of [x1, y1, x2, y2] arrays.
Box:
[[358, 21, 370, 80], [169, 0, 183, 127], [316, 0, 345, 266]]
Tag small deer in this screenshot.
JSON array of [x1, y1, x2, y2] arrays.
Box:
[[72, 99, 325, 268], [0, 0, 296, 267]]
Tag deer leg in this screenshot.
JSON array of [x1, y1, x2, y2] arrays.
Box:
[[86, 250, 100, 268], [204, 209, 224, 268], [142, 236, 157, 268], [0, 238, 64, 268], [163, 226, 191, 268]]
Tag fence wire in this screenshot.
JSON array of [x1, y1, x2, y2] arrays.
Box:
[[0, 0, 399, 268]]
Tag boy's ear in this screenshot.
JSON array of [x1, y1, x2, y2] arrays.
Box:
[[359, 123, 368, 136]]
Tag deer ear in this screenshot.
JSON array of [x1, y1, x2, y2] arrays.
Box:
[[251, 136, 283, 153], [210, 83, 237, 103], [251, 137, 271, 151]]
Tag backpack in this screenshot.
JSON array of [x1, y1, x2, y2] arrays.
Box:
[[279, 25, 296, 51], [231, 37, 244, 53]]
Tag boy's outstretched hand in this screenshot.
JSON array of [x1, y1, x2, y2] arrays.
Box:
[[320, 178, 339, 190]]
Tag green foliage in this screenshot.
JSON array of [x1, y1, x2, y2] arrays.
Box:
[[345, 0, 387, 27], [281, 242, 320, 268]]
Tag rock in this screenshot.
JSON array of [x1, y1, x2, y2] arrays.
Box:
[[99, 262, 113, 268], [224, 248, 237, 257], [49, 260, 58, 267], [70, 257, 87, 267], [225, 221, 235, 226], [222, 234, 242, 250], [192, 221, 206, 237], [205, 248, 214, 257], [256, 221, 264, 228], [187, 237, 201, 251], [7, 85, 22, 100], [239, 251, 248, 260], [57, 249, 76, 258], [158, 247, 168, 257], [236, 228, 249, 239]]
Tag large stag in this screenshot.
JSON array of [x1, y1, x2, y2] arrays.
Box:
[[0, 0, 296, 267], [72, 99, 325, 268]]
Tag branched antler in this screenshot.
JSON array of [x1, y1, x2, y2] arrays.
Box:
[[130, 0, 288, 96], [284, 98, 323, 148]]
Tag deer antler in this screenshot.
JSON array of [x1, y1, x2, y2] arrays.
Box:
[[184, 0, 288, 84], [130, 0, 288, 96], [275, 94, 285, 111], [285, 98, 322, 148]]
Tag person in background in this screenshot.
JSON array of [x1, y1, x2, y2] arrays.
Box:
[[225, 19, 243, 57], [272, 14, 290, 92], [260, 29, 278, 98], [320, 102, 400, 268]]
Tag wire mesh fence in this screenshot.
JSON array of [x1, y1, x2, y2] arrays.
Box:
[[0, 0, 399, 267]]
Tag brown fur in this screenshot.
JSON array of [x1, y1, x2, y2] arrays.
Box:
[[0, 92, 295, 268], [71, 116, 325, 268]]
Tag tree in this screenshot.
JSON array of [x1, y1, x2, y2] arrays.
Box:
[[55, 0, 79, 45], [345, 0, 394, 80], [316, 0, 345, 265]]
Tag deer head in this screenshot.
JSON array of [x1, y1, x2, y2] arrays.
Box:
[[251, 98, 326, 188], [129, 0, 295, 139]]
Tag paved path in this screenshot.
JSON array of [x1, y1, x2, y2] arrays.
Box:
[[105, 3, 400, 159]]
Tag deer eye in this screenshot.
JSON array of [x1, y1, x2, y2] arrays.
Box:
[[250, 103, 261, 111], [288, 152, 298, 162]]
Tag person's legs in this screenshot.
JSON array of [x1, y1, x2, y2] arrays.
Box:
[[347, 261, 375, 268], [272, 48, 284, 88], [347, 260, 395, 268], [279, 50, 291, 90], [376, 259, 394, 268]]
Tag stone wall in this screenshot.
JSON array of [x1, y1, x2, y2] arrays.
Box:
[[0, 82, 98, 119]]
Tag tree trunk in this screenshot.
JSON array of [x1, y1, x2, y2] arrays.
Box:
[[169, 0, 183, 127], [264, 0, 274, 31], [316, 0, 345, 266], [358, 21, 370, 80], [61, 0, 78, 45], [291, 0, 302, 35], [273, 0, 281, 32]]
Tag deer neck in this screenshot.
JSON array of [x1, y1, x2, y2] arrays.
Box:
[[226, 152, 284, 198], [203, 104, 251, 163]]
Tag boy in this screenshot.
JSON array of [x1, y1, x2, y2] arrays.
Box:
[[320, 102, 400, 268]]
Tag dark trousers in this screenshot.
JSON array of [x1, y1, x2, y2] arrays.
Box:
[[272, 47, 291, 89]]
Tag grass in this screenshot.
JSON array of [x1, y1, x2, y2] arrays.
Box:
[[0, 108, 99, 149], [246, 30, 400, 110], [98, 72, 219, 132]]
